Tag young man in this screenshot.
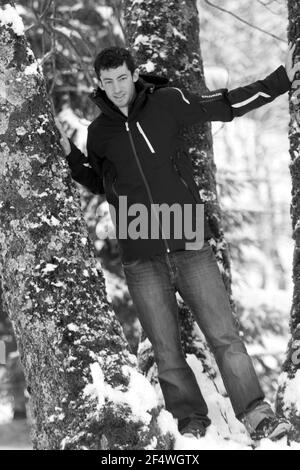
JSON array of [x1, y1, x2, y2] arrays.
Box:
[[58, 46, 299, 441]]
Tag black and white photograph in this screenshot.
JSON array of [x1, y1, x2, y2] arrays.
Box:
[[0, 0, 300, 452]]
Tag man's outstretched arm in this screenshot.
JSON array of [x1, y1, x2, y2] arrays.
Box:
[[162, 44, 299, 126], [222, 64, 290, 119], [209, 43, 299, 119]]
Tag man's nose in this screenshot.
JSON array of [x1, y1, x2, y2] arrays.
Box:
[[113, 82, 121, 94]]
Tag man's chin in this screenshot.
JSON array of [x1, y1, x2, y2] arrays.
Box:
[[114, 99, 129, 109]]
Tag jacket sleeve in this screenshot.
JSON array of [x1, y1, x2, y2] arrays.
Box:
[[164, 65, 291, 126], [65, 132, 105, 195]]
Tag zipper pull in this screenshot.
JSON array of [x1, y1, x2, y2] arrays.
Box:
[[125, 122, 129, 132]]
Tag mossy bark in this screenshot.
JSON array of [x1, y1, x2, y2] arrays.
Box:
[[276, 0, 300, 439], [0, 2, 171, 450]]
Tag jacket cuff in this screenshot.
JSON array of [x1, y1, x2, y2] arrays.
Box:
[[66, 138, 84, 163], [273, 65, 292, 95]]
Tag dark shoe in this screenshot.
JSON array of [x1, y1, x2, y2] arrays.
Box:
[[13, 409, 27, 420], [250, 416, 293, 441], [178, 417, 207, 439]]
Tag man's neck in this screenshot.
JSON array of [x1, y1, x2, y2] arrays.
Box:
[[118, 88, 137, 117]]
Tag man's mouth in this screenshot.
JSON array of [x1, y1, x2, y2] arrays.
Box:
[[115, 95, 125, 100]]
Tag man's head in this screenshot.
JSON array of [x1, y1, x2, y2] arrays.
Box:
[[94, 47, 139, 111]]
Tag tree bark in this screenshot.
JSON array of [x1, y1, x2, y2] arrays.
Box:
[[123, 0, 238, 386], [276, 0, 300, 439], [0, 2, 171, 450]]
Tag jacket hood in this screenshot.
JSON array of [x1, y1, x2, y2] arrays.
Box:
[[88, 73, 169, 121]]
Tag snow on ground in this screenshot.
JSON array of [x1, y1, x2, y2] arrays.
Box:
[[0, 403, 32, 450], [162, 354, 300, 450], [1, 352, 299, 449]]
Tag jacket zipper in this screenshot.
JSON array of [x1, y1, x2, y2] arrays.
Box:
[[125, 121, 171, 254], [136, 121, 156, 154]]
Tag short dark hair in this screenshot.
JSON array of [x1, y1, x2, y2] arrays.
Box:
[[94, 47, 136, 80]]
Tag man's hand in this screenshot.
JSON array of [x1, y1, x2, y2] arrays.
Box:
[[54, 117, 71, 156], [285, 42, 300, 82]]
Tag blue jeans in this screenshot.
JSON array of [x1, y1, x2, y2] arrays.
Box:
[[122, 240, 265, 426]]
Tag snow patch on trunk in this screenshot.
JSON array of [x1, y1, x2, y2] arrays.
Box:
[[278, 370, 300, 414], [85, 362, 158, 424]]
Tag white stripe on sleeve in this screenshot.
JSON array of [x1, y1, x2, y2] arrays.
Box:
[[231, 91, 271, 108], [172, 87, 191, 104]]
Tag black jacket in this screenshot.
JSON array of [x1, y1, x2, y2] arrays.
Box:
[[66, 65, 291, 263]]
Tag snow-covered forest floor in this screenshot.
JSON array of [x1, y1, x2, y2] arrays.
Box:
[[0, 404, 31, 450]]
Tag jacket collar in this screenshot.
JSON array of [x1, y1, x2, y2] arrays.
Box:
[[88, 74, 168, 122]]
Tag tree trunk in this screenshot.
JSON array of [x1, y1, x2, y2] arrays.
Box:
[[123, 0, 238, 397], [276, 0, 300, 439], [0, 2, 171, 450]]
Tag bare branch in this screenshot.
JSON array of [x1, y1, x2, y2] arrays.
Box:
[[47, 17, 94, 59], [110, 0, 126, 43], [202, 0, 286, 43], [255, 0, 282, 15], [48, 0, 57, 96], [25, 21, 39, 33], [42, 22, 94, 87], [39, 0, 54, 21], [38, 47, 56, 66]]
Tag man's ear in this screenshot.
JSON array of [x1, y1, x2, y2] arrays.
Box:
[[98, 78, 104, 90], [133, 68, 139, 83]]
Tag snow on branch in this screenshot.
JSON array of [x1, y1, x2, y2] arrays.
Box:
[[0, 4, 24, 36]]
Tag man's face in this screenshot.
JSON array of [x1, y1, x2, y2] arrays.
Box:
[[98, 62, 139, 110]]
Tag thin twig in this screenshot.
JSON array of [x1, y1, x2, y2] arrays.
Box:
[[48, 0, 57, 96], [39, 47, 56, 66], [39, 0, 54, 21], [111, 0, 126, 43], [202, 0, 286, 43], [255, 0, 281, 15], [25, 23, 38, 33]]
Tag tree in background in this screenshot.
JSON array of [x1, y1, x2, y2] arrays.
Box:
[[0, 0, 138, 429], [123, 0, 238, 410], [199, 0, 292, 398], [276, 0, 300, 440]]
